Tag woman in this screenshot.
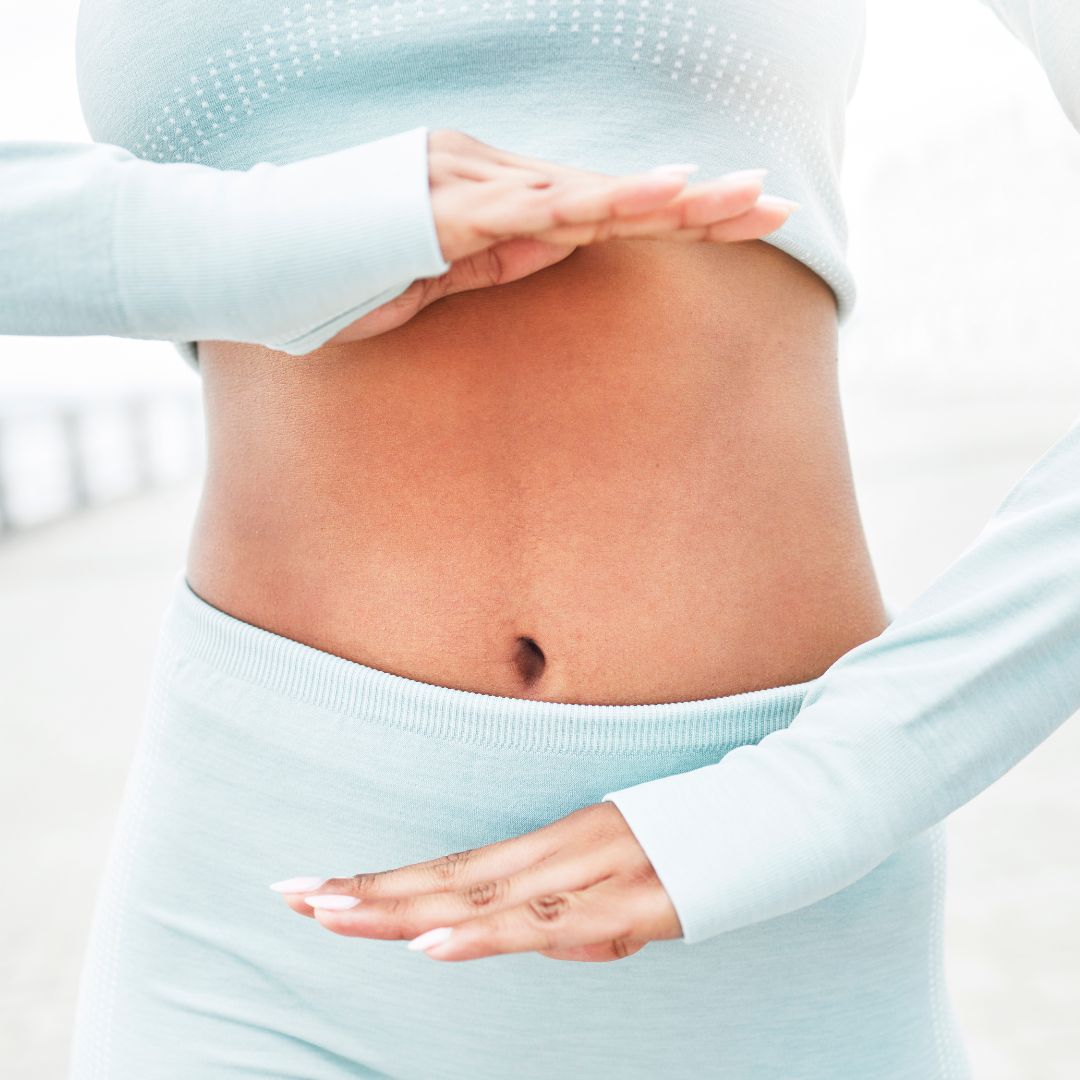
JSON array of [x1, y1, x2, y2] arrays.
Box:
[[3, 0, 1079, 1076]]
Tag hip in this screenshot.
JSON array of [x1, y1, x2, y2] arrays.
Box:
[[70, 574, 972, 1080]]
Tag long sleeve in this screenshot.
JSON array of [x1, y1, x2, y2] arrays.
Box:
[[0, 125, 451, 369], [602, 0, 1080, 946]]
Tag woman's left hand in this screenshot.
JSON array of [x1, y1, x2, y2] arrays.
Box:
[[272, 802, 683, 962]]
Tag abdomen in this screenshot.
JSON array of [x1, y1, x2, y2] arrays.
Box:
[[188, 235, 887, 703]]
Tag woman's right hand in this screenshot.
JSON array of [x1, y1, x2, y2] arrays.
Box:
[[323, 128, 797, 347]]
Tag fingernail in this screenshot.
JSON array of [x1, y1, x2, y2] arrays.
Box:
[[305, 894, 362, 910], [406, 926, 455, 952], [723, 168, 769, 184], [648, 162, 700, 176], [269, 876, 328, 893], [756, 194, 801, 212]]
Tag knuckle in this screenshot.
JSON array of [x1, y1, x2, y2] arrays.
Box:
[[463, 879, 504, 909], [625, 858, 660, 889], [414, 275, 445, 307], [590, 810, 625, 844], [483, 244, 506, 285], [609, 937, 633, 961], [570, 807, 624, 850], [380, 895, 406, 917], [537, 173, 568, 196], [429, 128, 476, 154], [430, 849, 473, 885], [527, 893, 571, 925], [349, 872, 382, 895]]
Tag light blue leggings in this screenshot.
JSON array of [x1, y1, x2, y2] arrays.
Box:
[[69, 572, 973, 1079]]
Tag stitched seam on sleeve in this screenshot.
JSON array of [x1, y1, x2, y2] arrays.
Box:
[[268, 277, 413, 350], [107, 153, 137, 336]]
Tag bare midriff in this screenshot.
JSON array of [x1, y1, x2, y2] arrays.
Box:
[[188, 236, 888, 705]]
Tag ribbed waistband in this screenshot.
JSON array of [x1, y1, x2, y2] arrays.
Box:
[[161, 570, 821, 755]]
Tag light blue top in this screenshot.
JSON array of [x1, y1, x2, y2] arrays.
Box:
[[2, 0, 1079, 945], [0, 125, 450, 367], [45, 0, 869, 367]]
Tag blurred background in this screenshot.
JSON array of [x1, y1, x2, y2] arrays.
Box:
[[3, 0, 1080, 1076]]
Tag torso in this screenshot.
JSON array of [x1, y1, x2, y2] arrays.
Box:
[[188, 236, 887, 705]]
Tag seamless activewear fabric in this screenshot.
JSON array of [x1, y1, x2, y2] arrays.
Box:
[[2, 0, 1079, 1056], [68, 574, 973, 1079], [0, 1, 1070, 373], [69, 0, 866, 369], [0, 125, 450, 364]]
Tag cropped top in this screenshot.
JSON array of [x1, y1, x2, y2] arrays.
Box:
[[65, 0, 869, 368], [2, 0, 1080, 945]]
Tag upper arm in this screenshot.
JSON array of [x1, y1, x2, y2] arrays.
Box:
[[974, 0, 1080, 131]]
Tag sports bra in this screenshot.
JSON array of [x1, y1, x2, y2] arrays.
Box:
[[3, 0, 1080, 947]]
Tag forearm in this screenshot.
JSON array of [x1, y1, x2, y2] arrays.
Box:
[[600, 0, 1080, 949], [604, 406, 1080, 943], [0, 125, 450, 361]]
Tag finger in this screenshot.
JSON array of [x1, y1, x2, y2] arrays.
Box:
[[281, 894, 319, 918], [321, 277, 437, 347], [537, 939, 649, 962], [675, 179, 784, 229], [531, 174, 772, 245], [291, 802, 622, 914], [468, 169, 693, 241], [445, 157, 557, 188], [553, 170, 704, 221], [478, 144, 604, 180], [410, 874, 674, 962], [301, 846, 614, 941], [697, 196, 801, 242], [299, 816, 583, 906], [479, 148, 685, 196], [271, 875, 352, 918], [542, 193, 798, 247], [441, 237, 578, 295]]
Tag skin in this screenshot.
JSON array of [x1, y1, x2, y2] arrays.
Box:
[[191, 131, 888, 960], [280, 802, 674, 962]]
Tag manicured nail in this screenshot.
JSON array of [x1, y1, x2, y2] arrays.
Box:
[[406, 926, 455, 952], [756, 194, 801, 212], [269, 876, 328, 893], [305, 894, 361, 910], [648, 162, 700, 176], [723, 168, 769, 184]]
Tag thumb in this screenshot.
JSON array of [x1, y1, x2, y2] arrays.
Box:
[[441, 237, 579, 297], [321, 237, 577, 348]]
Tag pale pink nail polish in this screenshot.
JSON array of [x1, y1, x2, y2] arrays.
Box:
[[756, 194, 801, 212], [406, 926, 454, 952], [305, 894, 361, 910], [269, 876, 328, 893], [723, 167, 769, 184]]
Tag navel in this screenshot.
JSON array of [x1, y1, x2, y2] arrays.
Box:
[[512, 635, 546, 685]]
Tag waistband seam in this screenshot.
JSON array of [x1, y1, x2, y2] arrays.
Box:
[[162, 570, 816, 754]]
